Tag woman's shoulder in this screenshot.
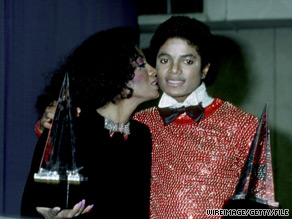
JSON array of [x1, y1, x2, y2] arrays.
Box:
[[75, 109, 105, 136], [130, 118, 152, 135]]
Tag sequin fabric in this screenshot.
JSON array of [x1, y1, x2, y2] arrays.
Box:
[[134, 98, 259, 218]]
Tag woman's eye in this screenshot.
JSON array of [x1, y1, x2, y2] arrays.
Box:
[[138, 62, 146, 69], [184, 59, 193, 64]]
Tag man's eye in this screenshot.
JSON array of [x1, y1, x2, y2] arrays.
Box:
[[160, 59, 168, 64], [184, 59, 193, 64]]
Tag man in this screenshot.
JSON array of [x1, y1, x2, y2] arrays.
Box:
[[133, 16, 258, 218]]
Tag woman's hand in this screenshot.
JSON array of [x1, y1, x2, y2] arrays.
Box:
[[36, 101, 81, 135], [36, 199, 93, 219], [37, 101, 57, 134]]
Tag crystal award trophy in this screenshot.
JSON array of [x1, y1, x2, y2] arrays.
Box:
[[228, 103, 279, 208], [34, 72, 87, 186]]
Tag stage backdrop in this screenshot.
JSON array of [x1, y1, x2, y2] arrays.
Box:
[[0, 0, 136, 216]]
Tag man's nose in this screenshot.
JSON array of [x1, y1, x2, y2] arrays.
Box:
[[169, 62, 181, 74]]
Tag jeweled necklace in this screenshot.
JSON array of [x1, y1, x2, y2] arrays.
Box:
[[104, 117, 130, 140]]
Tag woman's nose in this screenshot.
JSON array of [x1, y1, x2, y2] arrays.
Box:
[[148, 65, 158, 77]]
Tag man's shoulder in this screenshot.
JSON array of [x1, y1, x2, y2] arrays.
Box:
[[224, 101, 257, 117], [215, 100, 259, 127]]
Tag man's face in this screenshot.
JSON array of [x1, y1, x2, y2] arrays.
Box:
[[156, 38, 209, 103]]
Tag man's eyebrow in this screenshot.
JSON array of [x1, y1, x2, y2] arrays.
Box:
[[157, 53, 197, 58], [181, 54, 197, 58], [157, 52, 170, 57]]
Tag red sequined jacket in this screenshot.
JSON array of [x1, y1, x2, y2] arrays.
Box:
[[133, 98, 259, 219]]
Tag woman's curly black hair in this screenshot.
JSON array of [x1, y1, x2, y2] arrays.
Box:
[[36, 27, 141, 116], [149, 16, 217, 86]]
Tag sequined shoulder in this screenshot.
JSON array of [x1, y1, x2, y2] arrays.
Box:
[[207, 100, 259, 138], [221, 101, 258, 122]]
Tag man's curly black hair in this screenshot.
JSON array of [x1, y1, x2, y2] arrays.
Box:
[[36, 27, 141, 117], [149, 16, 217, 86]]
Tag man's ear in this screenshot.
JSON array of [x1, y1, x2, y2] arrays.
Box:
[[201, 63, 210, 80]]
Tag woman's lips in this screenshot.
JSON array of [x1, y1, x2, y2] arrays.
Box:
[[151, 78, 159, 88]]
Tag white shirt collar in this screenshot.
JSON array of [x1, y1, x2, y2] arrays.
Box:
[[158, 83, 214, 108]]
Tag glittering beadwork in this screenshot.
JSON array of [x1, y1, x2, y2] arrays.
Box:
[[104, 117, 130, 139], [134, 98, 259, 219]]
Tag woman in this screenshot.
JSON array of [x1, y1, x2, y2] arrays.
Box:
[[21, 27, 159, 218]]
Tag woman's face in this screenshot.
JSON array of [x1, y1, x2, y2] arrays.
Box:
[[127, 48, 159, 103]]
